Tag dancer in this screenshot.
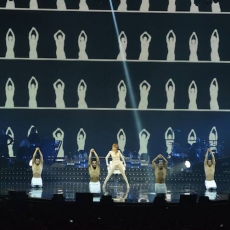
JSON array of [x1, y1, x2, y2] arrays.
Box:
[[77, 128, 86, 151], [78, 30, 88, 60], [204, 148, 216, 190], [209, 126, 218, 152], [5, 78, 15, 108], [53, 128, 64, 157], [54, 30, 66, 59], [28, 76, 38, 108], [117, 0, 127, 11], [56, 0, 66, 10], [0, 129, 14, 158], [88, 148, 101, 193], [139, 31, 151, 61], [117, 31, 127, 60], [139, 0, 149, 12], [188, 129, 197, 146], [5, 28, 15, 58], [210, 29, 220, 62], [77, 79, 88, 108], [165, 127, 174, 157], [53, 79, 65, 108], [165, 78, 175, 110], [211, 1, 221, 13], [116, 80, 127, 109], [190, 0, 199, 13], [79, 0, 89, 11], [29, 0, 38, 9], [166, 30, 176, 61], [28, 126, 40, 147], [31, 147, 43, 187], [5, 0, 15, 8], [117, 129, 126, 153], [167, 0, 176, 12], [209, 78, 219, 110], [29, 27, 39, 59], [138, 80, 151, 109], [188, 80, 198, 110], [6, 127, 14, 157], [189, 32, 198, 61], [138, 129, 150, 155], [103, 143, 129, 188], [152, 154, 168, 195]]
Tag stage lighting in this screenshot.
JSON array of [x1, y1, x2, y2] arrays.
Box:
[[185, 160, 191, 168]]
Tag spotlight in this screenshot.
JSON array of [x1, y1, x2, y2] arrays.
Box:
[[185, 160, 191, 169]]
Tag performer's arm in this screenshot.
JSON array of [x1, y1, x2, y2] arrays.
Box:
[[204, 149, 209, 166], [152, 154, 160, 169], [93, 149, 100, 167], [210, 149, 216, 166], [105, 151, 111, 167], [119, 151, 126, 167], [32, 148, 38, 164], [88, 149, 92, 167], [38, 148, 43, 164], [160, 154, 168, 168]]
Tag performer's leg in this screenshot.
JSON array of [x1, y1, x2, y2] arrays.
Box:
[[117, 163, 129, 188], [102, 165, 117, 187]]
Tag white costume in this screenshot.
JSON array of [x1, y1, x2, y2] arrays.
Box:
[[205, 180, 217, 190], [155, 183, 167, 194], [89, 181, 101, 193], [31, 177, 43, 187]]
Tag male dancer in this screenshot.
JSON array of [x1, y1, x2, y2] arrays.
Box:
[[31, 147, 43, 187]]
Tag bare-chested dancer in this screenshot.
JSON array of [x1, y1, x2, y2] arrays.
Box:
[[31, 147, 43, 187]]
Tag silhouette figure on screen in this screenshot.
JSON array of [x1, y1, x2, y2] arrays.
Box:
[[77, 79, 88, 109], [54, 30, 66, 59], [167, 0, 176, 12], [211, 1, 221, 13], [28, 126, 40, 149], [190, 0, 199, 13], [165, 78, 175, 110], [139, 0, 149, 12], [166, 30, 176, 61], [138, 129, 150, 155], [28, 76, 38, 108], [117, 0, 127, 11], [139, 32, 151, 61], [117, 129, 126, 152], [0, 129, 14, 158], [6, 127, 14, 157], [188, 80, 198, 110], [138, 80, 151, 109], [188, 129, 197, 146], [27, 125, 37, 137], [5, 78, 15, 108], [29, 27, 39, 59], [210, 78, 219, 110], [30, 0, 38, 9], [5, 0, 15, 8], [78, 30, 88, 60], [165, 127, 174, 157], [56, 0, 66, 10], [79, 0, 89, 10], [77, 128, 86, 151], [116, 80, 127, 109], [210, 29, 220, 62], [189, 32, 198, 61], [5, 29, 15, 59], [53, 128, 64, 157], [209, 126, 218, 152], [117, 31, 127, 60], [53, 79, 65, 108]]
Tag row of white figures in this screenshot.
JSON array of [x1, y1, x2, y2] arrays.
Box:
[[168, 0, 221, 13], [3, 77, 219, 110]]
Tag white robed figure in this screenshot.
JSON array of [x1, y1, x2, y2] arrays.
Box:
[[28, 76, 38, 108], [209, 78, 219, 110], [5, 78, 15, 108], [6, 127, 14, 157], [53, 128, 64, 157], [167, 0, 176, 12], [79, 0, 89, 10], [56, 0, 66, 10], [190, 0, 199, 13], [165, 78, 175, 110], [210, 29, 220, 62], [211, 1, 221, 13], [188, 80, 198, 110], [27, 125, 38, 137], [77, 128, 86, 151], [138, 80, 151, 109], [5, 0, 15, 8], [139, 32, 151, 61], [77, 79, 88, 109], [5, 28, 15, 59], [189, 32, 198, 62], [165, 127, 175, 156], [117, 129, 126, 152], [30, 0, 38, 9], [139, 0, 149, 11], [166, 30, 176, 61], [138, 129, 150, 155], [117, 31, 127, 60], [53, 79, 65, 108], [54, 30, 66, 59], [29, 27, 39, 59], [78, 30, 88, 60], [116, 80, 127, 109], [117, 0, 127, 11], [188, 129, 197, 146], [209, 126, 218, 152]]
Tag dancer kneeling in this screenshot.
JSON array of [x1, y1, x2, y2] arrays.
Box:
[[103, 143, 129, 189], [31, 147, 43, 187]]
